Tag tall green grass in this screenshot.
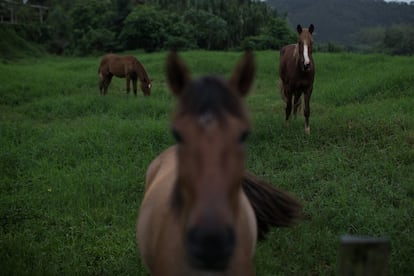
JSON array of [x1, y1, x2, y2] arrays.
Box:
[[1, 51, 413, 275]]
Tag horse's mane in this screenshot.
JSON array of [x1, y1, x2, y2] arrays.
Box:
[[293, 44, 299, 64], [177, 76, 244, 120], [133, 58, 150, 82]]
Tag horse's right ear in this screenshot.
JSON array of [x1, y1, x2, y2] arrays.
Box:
[[309, 24, 314, 34], [166, 52, 190, 96], [230, 51, 255, 97], [297, 24, 303, 34]]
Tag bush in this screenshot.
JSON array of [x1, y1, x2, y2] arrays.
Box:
[[316, 42, 345, 53], [383, 24, 414, 55], [164, 36, 196, 51], [72, 28, 117, 56], [241, 35, 276, 50]]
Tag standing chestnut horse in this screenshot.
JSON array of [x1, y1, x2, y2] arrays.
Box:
[[98, 54, 151, 96], [136, 52, 302, 275], [279, 24, 315, 134]]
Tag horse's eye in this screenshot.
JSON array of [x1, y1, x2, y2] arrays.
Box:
[[239, 130, 250, 144], [172, 129, 183, 143]]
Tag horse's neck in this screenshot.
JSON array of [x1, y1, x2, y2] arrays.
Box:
[[293, 44, 300, 65], [134, 60, 149, 80]]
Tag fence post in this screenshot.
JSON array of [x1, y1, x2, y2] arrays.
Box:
[[339, 235, 390, 276]]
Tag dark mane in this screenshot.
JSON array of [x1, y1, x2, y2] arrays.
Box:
[[177, 76, 244, 119], [134, 58, 150, 83]]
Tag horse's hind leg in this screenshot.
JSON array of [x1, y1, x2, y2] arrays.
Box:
[[304, 87, 313, 134], [285, 91, 293, 124]]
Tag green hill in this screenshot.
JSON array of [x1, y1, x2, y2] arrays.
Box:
[[267, 0, 414, 46], [0, 25, 45, 62]]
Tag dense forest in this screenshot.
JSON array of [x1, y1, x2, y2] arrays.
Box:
[[0, 0, 296, 58], [0, 0, 413, 58], [267, 0, 414, 54]]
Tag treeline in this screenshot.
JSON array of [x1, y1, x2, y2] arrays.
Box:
[[267, 0, 414, 55], [1, 0, 296, 56]]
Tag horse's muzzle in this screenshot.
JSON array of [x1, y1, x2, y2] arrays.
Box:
[[302, 63, 311, 72], [186, 225, 235, 271]]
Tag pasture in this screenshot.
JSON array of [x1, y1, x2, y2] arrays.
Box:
[[1, 50, 413, 275]]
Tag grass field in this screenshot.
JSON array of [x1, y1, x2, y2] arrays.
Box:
[[1, 50, 413, 275]]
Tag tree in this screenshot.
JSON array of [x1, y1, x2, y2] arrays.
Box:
[[45, 5, 72, 54], [69, 0, 116, 55], [183, 9, 228, 49], [120, 5, 170, 52], [241, 17, 296, 50]]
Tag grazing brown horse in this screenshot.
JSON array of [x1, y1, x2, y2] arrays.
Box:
[[279, 24, 315, 134], [98, 54, 151, 96], [136, 52, 302, 275]]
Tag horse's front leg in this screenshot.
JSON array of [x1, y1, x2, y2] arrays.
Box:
[[126, 76, 131, 95], [99, 80, 104, 96], [293, 94, 302, 118], [99, 73, 108, 96], [304, 86, 313, 134], [100, 74, 112, 96], [132, 78, 137, 96]]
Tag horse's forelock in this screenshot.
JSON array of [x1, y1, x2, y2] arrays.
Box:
[[298, 29, 314, 46], [177, 76, 245, 121]]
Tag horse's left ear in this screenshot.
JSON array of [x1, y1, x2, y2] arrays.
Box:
[[297, 24, 303, 34], [309, 24, 314, 34], [166, 51, 190, 96], [230, 51, 255, 97]]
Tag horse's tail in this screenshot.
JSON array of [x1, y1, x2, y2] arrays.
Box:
[[242, 172, 302, 240]]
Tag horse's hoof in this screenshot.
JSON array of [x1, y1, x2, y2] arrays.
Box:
[[305, 127, 310, 135]]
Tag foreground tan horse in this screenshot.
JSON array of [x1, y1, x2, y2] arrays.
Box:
[[98, 54, 151, 96], [279, 24, 315, 134], [137, 52, 302, 275]]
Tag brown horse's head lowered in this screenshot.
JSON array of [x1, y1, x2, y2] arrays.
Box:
[[98, 54, 151, 96], [137, 52, 302, 275]]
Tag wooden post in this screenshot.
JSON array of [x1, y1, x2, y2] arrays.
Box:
[[339, 235, 390, 276]]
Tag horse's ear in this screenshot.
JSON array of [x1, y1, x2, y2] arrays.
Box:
[[309, 24, 314, 34], [230, 51, 255, 97], [297, 24, 303, 34], [166, 51, 190, 96]]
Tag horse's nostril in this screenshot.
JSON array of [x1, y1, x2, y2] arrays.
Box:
[[186, 226, 235, 271]]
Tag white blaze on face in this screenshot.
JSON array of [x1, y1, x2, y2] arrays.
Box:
[[303, 43, 310, 66]]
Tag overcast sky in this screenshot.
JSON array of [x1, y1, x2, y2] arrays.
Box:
[[384, 0, 412, 3]]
